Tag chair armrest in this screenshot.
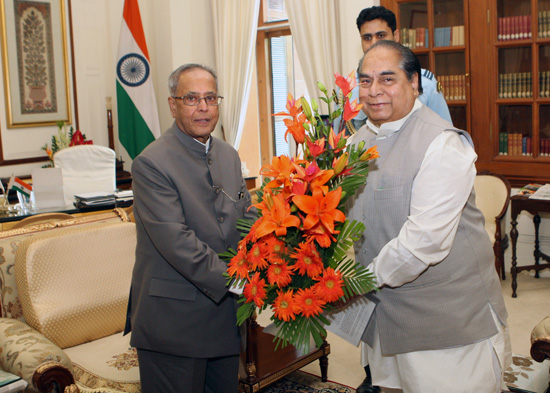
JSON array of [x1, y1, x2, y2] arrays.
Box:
[[0, 318, 73, 391], [531, 316, 550, 362], [33, 361, 77, 393]]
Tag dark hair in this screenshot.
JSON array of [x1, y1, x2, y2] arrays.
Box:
[[356, 6, 397, 33], [168, 63, 218, 95], [358, 40, 423, 95]]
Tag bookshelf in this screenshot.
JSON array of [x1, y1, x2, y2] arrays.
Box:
[[381, 0, 550, 186]]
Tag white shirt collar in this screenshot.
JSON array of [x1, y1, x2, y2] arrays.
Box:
[[193, 136, 211, 153], [366, 99, 423, 138]]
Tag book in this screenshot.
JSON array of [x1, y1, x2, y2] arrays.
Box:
[[530, 184, 550, 200], [0, 369, 27, 392], [517, 183, 542, 196]]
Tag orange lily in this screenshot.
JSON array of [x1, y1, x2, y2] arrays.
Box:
[[343, 99, 364, 122], [359, 145, 380, 162], [334, 70, 358, 98], [293, 161, 334, 194], [328, 128, 348, 153], [254, 193, 301, 239], [273, 93, 308, 144], [304, 221, 339, 248], [306, 136, 326, 157], [260, 155, 296, 192], [292, 187, 346, 233], [333, 153, 350, 176]]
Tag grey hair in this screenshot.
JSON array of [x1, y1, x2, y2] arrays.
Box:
[[357, 40, 423, 95], [168, 63, 218, 95]]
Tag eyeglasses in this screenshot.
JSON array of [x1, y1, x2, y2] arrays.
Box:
[[172, 94, 224, 106]]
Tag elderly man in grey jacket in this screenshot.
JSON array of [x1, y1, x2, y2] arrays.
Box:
[[125, 63, 255, 393]]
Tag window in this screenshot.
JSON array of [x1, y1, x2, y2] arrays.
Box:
[[257, 0, 309, 161]]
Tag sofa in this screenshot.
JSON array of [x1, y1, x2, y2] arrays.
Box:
[[0, 209, 140, 393]]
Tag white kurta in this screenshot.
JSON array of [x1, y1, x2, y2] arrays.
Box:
[[360, 100, 511, 392]]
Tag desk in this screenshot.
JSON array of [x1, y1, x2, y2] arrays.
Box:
[[239, 318, 329, 392], [510, 195, 550, 297], [0, 201, 132, 230]]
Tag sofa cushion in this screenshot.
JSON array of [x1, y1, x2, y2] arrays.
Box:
[[64, 332, 140, 393], [15, 222, 136, 349], [0, 209, 129, 322], [0, 317, 73, 387]]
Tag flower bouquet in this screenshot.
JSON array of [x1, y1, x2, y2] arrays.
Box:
[[42, 121, 93, 167], [222, 71, 379, 352]]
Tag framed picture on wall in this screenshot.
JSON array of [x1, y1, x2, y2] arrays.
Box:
[[0, 0, 72, 128]]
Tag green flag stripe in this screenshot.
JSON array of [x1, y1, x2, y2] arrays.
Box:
[[13, 185, 31, 198], [117, 81, 156, 159]]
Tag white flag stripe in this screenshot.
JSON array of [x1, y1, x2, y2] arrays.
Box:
[[117, 22, 161, 138]]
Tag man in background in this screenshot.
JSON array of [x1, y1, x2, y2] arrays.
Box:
[[126, 63, 254, 392], [349, 40, 510, 393], [336, 6, 452, 135]]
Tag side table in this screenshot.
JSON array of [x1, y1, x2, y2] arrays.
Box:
[[510, 195, 550, 297]]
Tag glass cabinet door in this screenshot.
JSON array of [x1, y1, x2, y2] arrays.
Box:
[[398, 2, 428, 49]]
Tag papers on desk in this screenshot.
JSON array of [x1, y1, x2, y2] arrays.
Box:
[[115, 190, 133, 202], [530, 184, 550, 200], [0, 369, 27, 392], [324, 296, 376, 346], [74, 192, 116, 207]]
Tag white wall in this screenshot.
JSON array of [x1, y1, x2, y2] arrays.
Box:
[[0, 0, 218, 176]]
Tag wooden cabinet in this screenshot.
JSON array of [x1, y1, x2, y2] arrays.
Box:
[[381, 0, 550, 186]]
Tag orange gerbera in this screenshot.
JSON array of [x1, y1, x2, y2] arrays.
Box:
[[290, 242, 324, 278], [247, 243, 269, 271], [295, 287, 326, 318], [263, 235, 289, 259], [267, 260, 294, 287], [243, 272, 267, 307], [254, 193, 301, 239], [227, 248, 250, 279], [293, 187, 346, 233], [273, 289, 300, 322], [313, 268, 344, 303]]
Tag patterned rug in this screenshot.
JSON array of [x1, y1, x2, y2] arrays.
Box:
[[261, 371, 355, 392], [505, 355, 550, 393]]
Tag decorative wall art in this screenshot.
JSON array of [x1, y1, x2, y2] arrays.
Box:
[[0, 0, 72, 128]]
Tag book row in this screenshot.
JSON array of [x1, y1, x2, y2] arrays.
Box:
[[498, 73, 532, 99], [539, 11, 550, 38], [434, 26, 465, 47], [497, 15, 532, 41], [438, 74, 466, 101], [539, 71, 550, 98], [498, 134, 550, 156], [400, 28, 428, 49]]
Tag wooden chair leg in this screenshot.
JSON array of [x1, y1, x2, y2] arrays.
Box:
[[319, 339, 329, 382]]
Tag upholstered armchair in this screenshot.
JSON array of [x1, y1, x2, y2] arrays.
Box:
[[473, 171, 511, 279], [0, 210, 139, 393]]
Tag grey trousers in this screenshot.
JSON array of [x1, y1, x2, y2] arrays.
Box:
[[137, 348, 240, 393]]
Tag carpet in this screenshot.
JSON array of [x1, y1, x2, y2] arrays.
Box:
[[505, 354, 550, 393], [261, 371, 355, 392]]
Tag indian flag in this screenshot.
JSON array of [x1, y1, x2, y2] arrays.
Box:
[[116, 0, 160, 159], [8, 177, 32, 198]]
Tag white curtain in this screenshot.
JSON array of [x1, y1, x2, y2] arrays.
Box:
[[284, 0, 343, 115], [211, 0, 260, 150]]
